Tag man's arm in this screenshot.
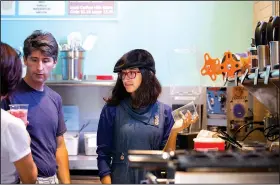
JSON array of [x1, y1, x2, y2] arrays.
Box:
[[56, 135, 71, 184], [101, 175, 112, 184], [14, 153, 38, 184]]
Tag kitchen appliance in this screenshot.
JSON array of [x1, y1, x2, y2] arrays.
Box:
[[206, 87, 227, 130], [61, 48, 85, 80], [127, 150, 279, 184]]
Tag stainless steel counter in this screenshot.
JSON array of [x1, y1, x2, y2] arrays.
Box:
[[69, 155, 98, 170], [175, 172, 279, 184]]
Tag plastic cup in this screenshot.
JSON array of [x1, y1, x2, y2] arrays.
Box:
[[172, 101, 198, 133], [172, 101, 198, 121], [9, 104, 29, 124]]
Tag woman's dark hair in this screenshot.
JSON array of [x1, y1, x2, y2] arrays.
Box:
[[106, 50, 162, 108], [0, 42, 22, 96], [23, 30, 58, 61]]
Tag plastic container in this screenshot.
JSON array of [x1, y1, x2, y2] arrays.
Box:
[[9, 104, 29, 124], [172, 101, 198, 122], [60, 48, 85, 80], [84, 132, 97, 155], [64, 132, 79, 155], [193, 138, 225, 151], [96, 75, 113, 80]]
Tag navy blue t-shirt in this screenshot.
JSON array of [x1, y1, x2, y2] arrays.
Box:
[[1, 79, 67, 177]]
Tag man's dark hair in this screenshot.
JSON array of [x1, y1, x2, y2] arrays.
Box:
[[0, 42, 22, 96], [107, 50, 162, 108], [23, 30, 58, 61]]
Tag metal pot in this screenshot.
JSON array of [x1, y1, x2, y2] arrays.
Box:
[[60, 49, 85, 80]]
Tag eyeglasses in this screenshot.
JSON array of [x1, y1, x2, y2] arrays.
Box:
[[118, 71, 141, 80]]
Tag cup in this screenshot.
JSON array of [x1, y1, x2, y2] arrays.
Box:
[[172, 101, 198, 133], [172, 101, 198, 121], [9, 104, 29, 125]]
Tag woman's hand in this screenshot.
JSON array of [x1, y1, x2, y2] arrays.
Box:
[[171, 110, 199, 133], [8, 110, 29, 126]]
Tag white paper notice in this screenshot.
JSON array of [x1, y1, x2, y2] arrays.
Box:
[[18, 1, 65, 16], [68, 1, 114, 15], [1, 1, 16, 15]]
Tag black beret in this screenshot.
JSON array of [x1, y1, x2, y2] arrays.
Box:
[[113, 49, 156, 74]]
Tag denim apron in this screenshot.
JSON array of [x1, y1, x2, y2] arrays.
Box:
[[111, 99, 165, 184]]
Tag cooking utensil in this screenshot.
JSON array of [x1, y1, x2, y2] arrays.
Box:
[[218, 135, 242, 149], [269, 41, 280, 67], [255, 21, 268, 47], [74, 120, 91, 138], [266, 16, 280, 44], [60, 48, 85, 80], [217, 130, 243, 149], [257, 45, 270, 70]]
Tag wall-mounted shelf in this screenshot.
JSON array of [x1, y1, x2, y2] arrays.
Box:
[[46, 80, 116, 87], [227, 77, 279, 88]]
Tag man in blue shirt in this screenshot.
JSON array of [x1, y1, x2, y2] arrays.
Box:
[[1, 30, 70, 184]]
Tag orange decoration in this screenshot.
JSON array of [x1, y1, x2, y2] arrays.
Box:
[[201, 51, 249, 81], [200, 53, 221, 81], [220, 51, 242, 77], [240, 56, 251, 74]]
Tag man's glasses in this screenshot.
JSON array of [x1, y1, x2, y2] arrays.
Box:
[[118, 71, 141, 80]]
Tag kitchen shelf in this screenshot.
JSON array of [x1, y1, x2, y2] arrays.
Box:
[[46, 80, 116, 87], [227, 77, 279, 88], [69, 154, 98, 170]]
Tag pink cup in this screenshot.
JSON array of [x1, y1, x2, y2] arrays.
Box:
[[9, 104, 29, 125]]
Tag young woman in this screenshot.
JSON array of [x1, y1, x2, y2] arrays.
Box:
[[1, 42, 38, 184], [97, 49, 198, 184]]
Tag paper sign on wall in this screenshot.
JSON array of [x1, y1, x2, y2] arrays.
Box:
[[18, 1, 65, 16], [1, 1, 16, 15]]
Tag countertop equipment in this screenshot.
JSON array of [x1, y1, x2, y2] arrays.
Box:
[[240, 19, 280, 86], [128, 150, 279, 184]]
